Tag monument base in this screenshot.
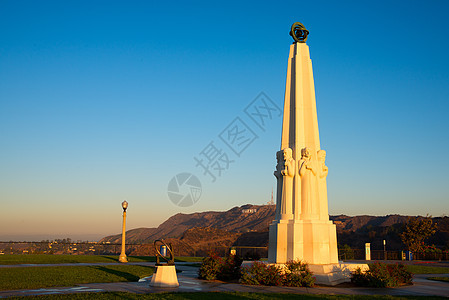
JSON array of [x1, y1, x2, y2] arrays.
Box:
[[269, 262, 368, 286], [268, 219, 339, 265], [150, 265, 179, 287], [308, 262, 368, 286]]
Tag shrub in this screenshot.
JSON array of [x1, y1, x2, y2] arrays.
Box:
[[424, 244, 443, 253], [240, 261, 283, 286], [198, 252, 223, 280], [240, 260, 315, 287], [198, 252, 242, 281], [217, 254, 243, 281], [351, 262, 413, 288], [388, 263, 413, 285], [351, 268, 370, 286], [282, 260, 315, 287]]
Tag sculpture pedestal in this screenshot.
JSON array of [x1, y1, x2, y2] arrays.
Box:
[[268, 219, 339, 265], [150, 265, 179, 287], [309, 263, 368, 286]]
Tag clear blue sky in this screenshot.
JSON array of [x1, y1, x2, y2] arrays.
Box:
[[1, 0, 448, 241]]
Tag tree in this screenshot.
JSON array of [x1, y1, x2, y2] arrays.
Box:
[[400, 215, 437, 252]]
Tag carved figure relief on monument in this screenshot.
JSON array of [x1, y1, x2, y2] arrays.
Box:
[[317, 150, 329, 221], [274, 150, 284, 220], [299, 147, 317, 219], [280, 148, 294, 220]]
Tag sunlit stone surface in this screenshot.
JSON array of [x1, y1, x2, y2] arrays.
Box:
[[150, 265, 179, 287]]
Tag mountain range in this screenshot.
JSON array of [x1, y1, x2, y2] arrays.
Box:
[[99, 204, 449, 252]]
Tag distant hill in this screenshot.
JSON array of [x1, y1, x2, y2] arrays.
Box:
[[99, 204, 449, 251], [99, 204, 274, 244]]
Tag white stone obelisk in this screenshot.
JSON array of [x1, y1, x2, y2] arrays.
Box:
[[268, 23, 367, 285]]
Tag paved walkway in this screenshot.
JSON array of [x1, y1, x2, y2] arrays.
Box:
[[0, 262, 448, 298]]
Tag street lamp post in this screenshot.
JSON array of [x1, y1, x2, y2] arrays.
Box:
[[383, 239, 387, 260], [119, 200, 128, 263]]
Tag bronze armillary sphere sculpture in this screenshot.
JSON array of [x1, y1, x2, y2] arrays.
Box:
[[290, 22, 309, 43], [154, 239, 175, 266]]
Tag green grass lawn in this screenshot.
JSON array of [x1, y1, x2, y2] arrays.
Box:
[[7, 292, 448, 300], [0, 254, 203, 265], [0, 254, 121, 265], [406, 265, 449, 274], [0, 265, 154, 291], [174, 256, 204, 262]]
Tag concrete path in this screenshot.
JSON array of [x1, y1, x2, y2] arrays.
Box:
[[0, 263, 449, 298]]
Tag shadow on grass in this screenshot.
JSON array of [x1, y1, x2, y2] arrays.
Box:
[[98, 255, 121, 262], [174, 257, 204, 262], [89, 266, 139, 281], [129, 256, 157, 262]]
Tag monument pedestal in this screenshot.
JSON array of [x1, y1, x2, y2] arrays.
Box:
[[269, 219, 367, 285], [269, 219, 338, 265], [150, 265, 179, 287], [309, 263, 369, 285]]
